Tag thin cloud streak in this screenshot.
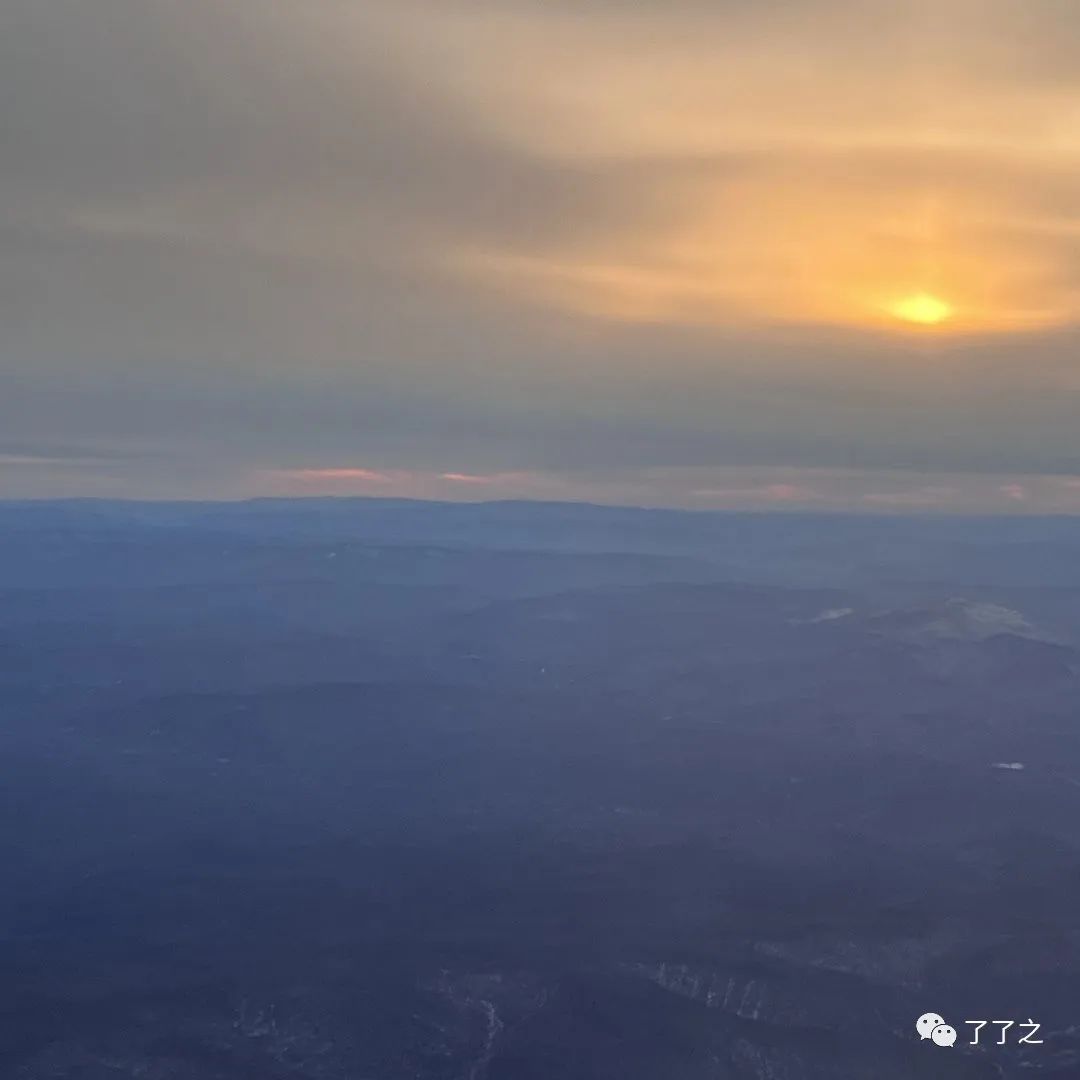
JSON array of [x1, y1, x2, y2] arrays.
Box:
[[245, 464, 1080, 515]]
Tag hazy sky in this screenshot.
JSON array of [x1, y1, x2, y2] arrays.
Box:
[[4, 0, 1080, 509]]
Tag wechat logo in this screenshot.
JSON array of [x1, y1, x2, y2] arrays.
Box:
[[916, 1013, 957, 1047], [916, 1013, 1043, 1048]]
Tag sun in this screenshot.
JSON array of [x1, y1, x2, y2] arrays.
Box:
[[889, 293, 954, 326]]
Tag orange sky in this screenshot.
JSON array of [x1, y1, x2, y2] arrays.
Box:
[[3, 0, 1080, 507], [359, 0, 1080, 336]]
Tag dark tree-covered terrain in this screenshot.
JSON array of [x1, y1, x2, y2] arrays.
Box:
[[4, 499, 1080, 1077]]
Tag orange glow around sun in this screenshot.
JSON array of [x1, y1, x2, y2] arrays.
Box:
[[452, 169, 1079, 339], [888, 293, 954, 326], [370, 2, 1080, 341]]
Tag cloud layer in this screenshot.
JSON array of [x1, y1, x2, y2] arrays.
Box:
[[3, 0, 1080, 506]]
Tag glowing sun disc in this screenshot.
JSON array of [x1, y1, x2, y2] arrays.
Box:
[[889, 293, 953, 326]]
